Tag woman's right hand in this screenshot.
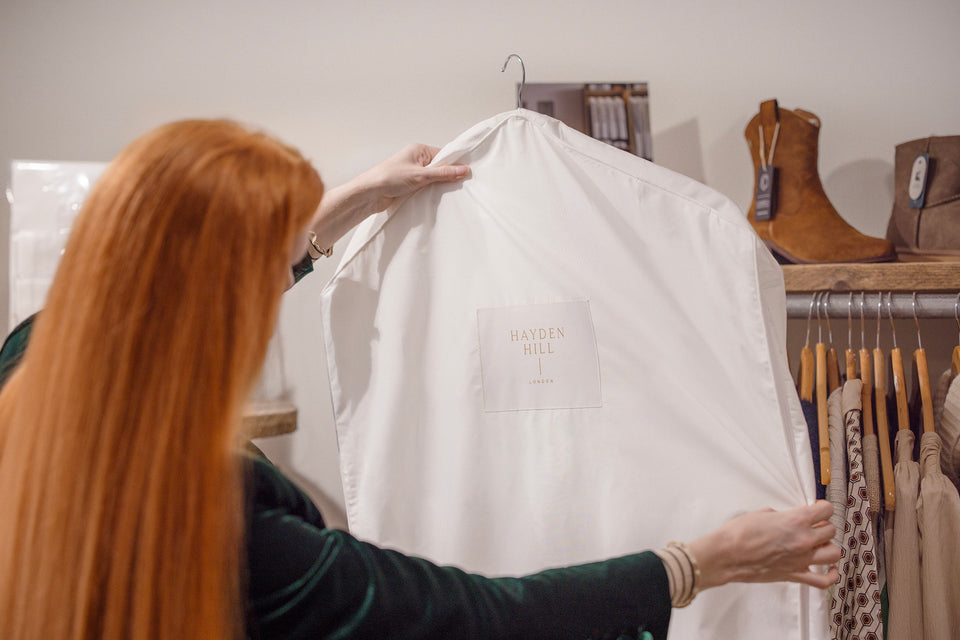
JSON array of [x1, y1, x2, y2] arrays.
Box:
[[309, 144, 469, 252], [688, 500, 841, 591]]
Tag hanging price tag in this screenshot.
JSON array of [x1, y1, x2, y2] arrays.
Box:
[[755, 165, 778, 221], [908, 153, 929, 209]]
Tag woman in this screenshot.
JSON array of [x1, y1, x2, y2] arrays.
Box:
[[0, 119, 840, 640]]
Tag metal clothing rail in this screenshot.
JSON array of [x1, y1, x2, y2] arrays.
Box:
[[785, 291, 960, 320]]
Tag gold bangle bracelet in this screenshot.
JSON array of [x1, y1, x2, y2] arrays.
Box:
[[666, 541, 701, 608], [309, 231, 333, 258]]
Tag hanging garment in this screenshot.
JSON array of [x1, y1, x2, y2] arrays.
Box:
[[917, 431, 960, 640], [321, 109, 826, 640], [859, 354, 883, 519], [887, 429, 923, 639], [803, 396, 828, 500], [862, 433, 883, 516], [934, 370, 960, 490], [933, 369, 952, 428], [830, 380, 883, 640], [824, 387, 845, 634], [826, 387, 847, 551], [830, 379, 883, 640]]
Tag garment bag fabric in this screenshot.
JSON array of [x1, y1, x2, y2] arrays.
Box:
[[321, 110, 826, 640]]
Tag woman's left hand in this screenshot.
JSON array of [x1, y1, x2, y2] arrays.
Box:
[[688, 500, 842, 591]]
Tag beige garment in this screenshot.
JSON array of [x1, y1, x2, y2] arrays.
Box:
[[935, 371, 960, 490], [917, 431, 960, 640], [887, 429, 923, 640], [827, 387, 847, 550], [859, 396, 888, 609], [933, 369, 953, 428], [862, 431, 883, 518], [861, 433, 883, 516]]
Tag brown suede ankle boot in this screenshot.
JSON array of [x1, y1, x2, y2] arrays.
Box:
[[745, 99, 896, 264]]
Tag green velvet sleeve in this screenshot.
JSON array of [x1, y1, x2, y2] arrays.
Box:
[[246, 457, 672, 640], [0, 313, 37, 389]]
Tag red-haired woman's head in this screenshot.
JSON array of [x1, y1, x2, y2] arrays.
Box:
[[0, 120, 323, 640]]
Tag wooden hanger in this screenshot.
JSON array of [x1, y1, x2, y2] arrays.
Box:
[[845, 293, 858, 382], [886, 294, 911, 435], [873, 293, 895, 511], [822, 292, 841, 394], [858, 294, 880, 518], [815, 293, 830, 486], [910, 293, 935, 434]]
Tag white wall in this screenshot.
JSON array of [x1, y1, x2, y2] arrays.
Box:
[[3, 0, 959, 525]]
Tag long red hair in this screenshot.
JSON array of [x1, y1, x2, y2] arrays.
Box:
[[0, 120, 323, 639]]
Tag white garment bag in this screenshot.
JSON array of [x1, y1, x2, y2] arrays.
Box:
[[321, 109, 826, 640]]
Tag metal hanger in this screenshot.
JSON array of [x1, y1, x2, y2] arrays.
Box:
[[814, 292, 831, 485], [500, 54, 525, 109], [822, 292, 840, 393], [798, 293, 816, 402]]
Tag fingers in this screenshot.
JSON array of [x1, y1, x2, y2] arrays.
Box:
[[401, 143, 443, 168], [805, 500, 835, 524], [790, 565, 840, 590], [811, 542, 843, 565], [422, 164, 469, 183], [397, 144, 469, 185], [809, 520, 837, 548]]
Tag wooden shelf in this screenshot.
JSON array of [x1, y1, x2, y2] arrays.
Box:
[[782, 259, 960, 293], [242, 400, 297, 439]]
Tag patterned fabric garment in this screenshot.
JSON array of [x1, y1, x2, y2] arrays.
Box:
[[831, 379, 883, 640]]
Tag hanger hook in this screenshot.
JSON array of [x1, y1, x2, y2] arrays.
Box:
[[500, 53, 525, 109], [815, 291, 824, 344], [859, 291, 866, 350], [912, 292, 923, 351], [823, 291, 834, 345], [804, 292, 816, 348], [886, 292, 897, 349], [847, 292, 854, 352], [876, 291, 883, 350]]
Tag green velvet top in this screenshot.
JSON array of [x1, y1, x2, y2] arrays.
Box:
[[246, 455, 671, 639], [0, 304, 673, 639]]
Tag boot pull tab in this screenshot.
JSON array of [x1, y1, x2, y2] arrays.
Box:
[[793, 109, 821, 128], [758, 99, 780, 128]]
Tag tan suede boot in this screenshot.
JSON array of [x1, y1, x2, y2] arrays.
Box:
[[745, 99, 896, 263]]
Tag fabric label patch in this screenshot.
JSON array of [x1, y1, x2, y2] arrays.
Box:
[[477, 301, 601, 411]]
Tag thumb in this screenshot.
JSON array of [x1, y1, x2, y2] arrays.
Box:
[[420, 164, 469, 183]]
